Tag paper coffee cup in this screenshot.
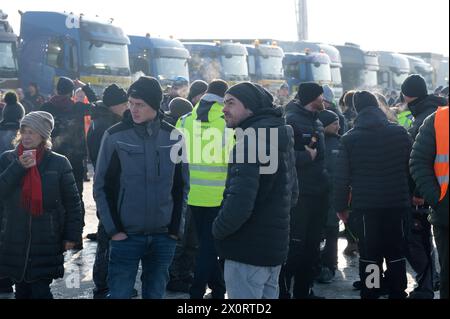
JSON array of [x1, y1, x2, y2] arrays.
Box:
[[23, 149, 37, 167]]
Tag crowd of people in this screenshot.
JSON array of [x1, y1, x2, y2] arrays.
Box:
[[0, 73, 448, 300]]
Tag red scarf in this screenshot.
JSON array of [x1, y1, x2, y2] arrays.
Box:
[[18, 144, 45, 217]]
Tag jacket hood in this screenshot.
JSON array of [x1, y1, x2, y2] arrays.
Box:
[[408, 94, 447, 118], [353, 106, 389, 129], [195, 97, 224, 123], [48, 95, 74, 111], [91, 102, 121, 122], [0, 121, 20, 131], [285, 99, 319, 120], [201, 93, 224, 104], [238, 107, 293, 153]]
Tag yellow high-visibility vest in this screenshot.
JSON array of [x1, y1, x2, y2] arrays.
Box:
[[177, 102, 234, 207]]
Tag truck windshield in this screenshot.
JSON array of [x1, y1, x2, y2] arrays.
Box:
[[311, 63, 332, 82], [0, 41, 18, 75], [361, 70, 378, 88], [189, 54, 221, 82], [259, 56, 284, 79], [81, 40, 130, 75], [330, 67, 342, 85], [423, 73, 434, 90], [154, 57, 189, 81], [393, 72, 409, 90], [220, 55, 249, 80]]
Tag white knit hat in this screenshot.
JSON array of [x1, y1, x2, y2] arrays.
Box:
[[20, 111, 55, 140]]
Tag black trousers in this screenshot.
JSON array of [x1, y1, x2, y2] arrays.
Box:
[[354, 208, 408, 299], [169, 206, 198, 285], [406, 210, 436, 298], [285, 193, 329, 299], [92, 223, 110, 298], [0, 278, 13, 292], [14, 279, 53, 299], [72, 159, 85, 231], [321, 225, 339, 271], [434, 226, 449, 299], [189, 206, 225, 299]]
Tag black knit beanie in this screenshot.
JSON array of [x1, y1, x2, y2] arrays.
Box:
[[2, 92, 25, 123], [319, 109, 339, 127], [401, 74, 428, 98], [296, 82, 324, 106], [226, 82, 274, 113], [103, 84, 128, 107], [207, 80, 229, 98], [57, 77, 75, 96], [353, 91, 379, 113], [128, 76, 163, 111], [187, 80, 208, 102]]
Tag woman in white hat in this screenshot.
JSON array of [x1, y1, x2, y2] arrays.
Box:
[[0, 111, 82, 299]]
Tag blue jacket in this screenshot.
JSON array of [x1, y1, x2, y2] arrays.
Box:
[[93, 110, 189, 238]]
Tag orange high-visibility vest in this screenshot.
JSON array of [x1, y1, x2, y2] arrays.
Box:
[[434, 106, 449, 201], [84, 115, 91, 138]]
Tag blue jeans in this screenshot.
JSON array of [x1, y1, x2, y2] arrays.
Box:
[[108, 233, 177, 299]]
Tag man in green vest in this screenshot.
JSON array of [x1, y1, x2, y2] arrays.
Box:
[[176, 79, 232, 299], [397, 109, 414, 129]]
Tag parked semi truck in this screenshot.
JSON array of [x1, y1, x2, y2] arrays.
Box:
[[335, 43, 379, 92], [244, 41, 285, 94], [278, 40, 343, 99], [283, 51, 332, 95], [0, 10, 19, 91], [19, 11, 132, 96], [183, 39, 284, 94], [182, 41, 249, 85], [129, 34, 190, 88], [404, 52, 449, 88], [376, 51, 410, 94], [405, 55, 434, 91]]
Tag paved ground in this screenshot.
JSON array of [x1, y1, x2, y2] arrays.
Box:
[[0, 166, 440, 299]]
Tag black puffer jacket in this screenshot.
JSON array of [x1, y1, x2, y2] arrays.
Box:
[[333, 106, 412, 212], [324, 132, 341, 227], [410, 111, 449, 227], [0, 149, 82, 282], [0, 122, 19, 156], [408, 94, 447, 140], [86, 102, 122, 168], [41, 96, 91, 167], [285, 99, 329, 195], [213, 108, 298, 267]]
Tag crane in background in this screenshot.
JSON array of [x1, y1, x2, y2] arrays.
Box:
[[295, 0, 308, 41]]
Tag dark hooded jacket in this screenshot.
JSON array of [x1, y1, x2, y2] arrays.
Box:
[[410, 111, 449, 227], [408, 94, 447, 140], [0, 149, 82, 282], [41, 95, 91, 166], [285, 99, 329, 195], [333, 106, 412, 212], [213, 107, 298, 266], [0, 122, 20, 156], [87, 102, 122, 168]]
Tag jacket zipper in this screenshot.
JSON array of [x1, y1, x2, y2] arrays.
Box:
[[156, 150, 161, 177], [50, 215, 55, 237], [118, 189, 125, 217], [20, 214, 32, 282]]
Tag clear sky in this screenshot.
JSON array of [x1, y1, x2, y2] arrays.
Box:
[[2, 0, 449, 56]]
